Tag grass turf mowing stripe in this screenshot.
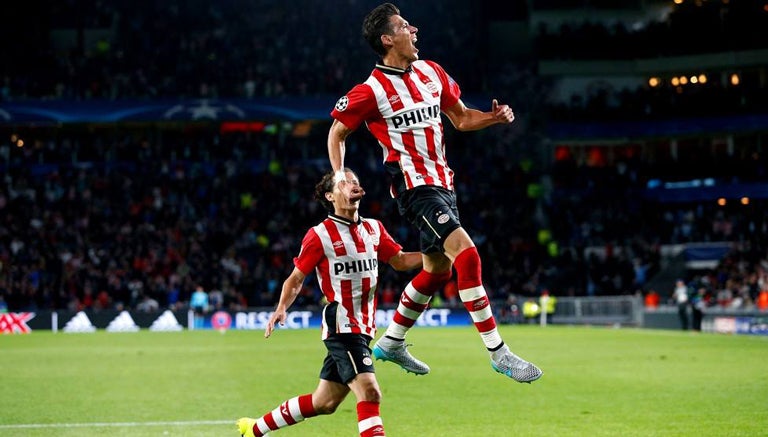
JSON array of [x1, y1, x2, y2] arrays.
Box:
[[0, 420, 233, 429]]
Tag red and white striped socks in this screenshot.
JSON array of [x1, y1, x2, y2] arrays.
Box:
[[383, 270, 451, 339], [381, 247, 502, 352], [454, 247, 503, 350], [251, 394, 316, 436], [357, 401, 386, 436], [250, 395, 386, 436]]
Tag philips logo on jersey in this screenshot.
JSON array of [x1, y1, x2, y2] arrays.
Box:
[[333, 258, 379, 275], [391, 104, 440, 129]]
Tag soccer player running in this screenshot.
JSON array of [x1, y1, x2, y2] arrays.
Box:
[[327, 3, 542, 383], [237, 169, 422, 437]]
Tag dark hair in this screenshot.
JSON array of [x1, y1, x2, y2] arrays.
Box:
[[362, 3, 400, 56], [314, 168, 355, 212]]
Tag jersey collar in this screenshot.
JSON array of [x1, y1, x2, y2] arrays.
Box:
[[328, 213, 362, 226], [375, 63, 412, 75]]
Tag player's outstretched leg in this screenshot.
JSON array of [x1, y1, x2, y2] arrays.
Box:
[[373, 339, 430, 375], [373, 270, 451, 375], [490, 344, 543, 383], [237, 394, 316, 436], [454, 247, 543, 383]]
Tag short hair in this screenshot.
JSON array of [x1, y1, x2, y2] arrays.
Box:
[[314, 168, 356, 212], [362, 3, 400, 57]]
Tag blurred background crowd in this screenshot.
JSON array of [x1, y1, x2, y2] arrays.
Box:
[[1, 0, 767, 316]]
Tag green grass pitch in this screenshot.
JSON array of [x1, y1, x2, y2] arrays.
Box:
[[1, 325, 766, 436]]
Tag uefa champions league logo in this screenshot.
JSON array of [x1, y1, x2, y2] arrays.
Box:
[[335, 96, 349, 112], [163, 99, 246, 120]]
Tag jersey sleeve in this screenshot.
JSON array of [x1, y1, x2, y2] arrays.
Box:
[[330, 83, 378, 131], [375, 220, 403, 262], [426, 60, 461, 110], [293, 228, 324, 275]]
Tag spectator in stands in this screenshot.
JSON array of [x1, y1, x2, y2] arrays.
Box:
[[539, 289, 557, 324], [522, 298, 540, 324], [757, 289, 768, 312], [691, 287, 707, 332], [190, 285, 209, 328], [672, 279, 690, 330], [136, 294, 160, 312], [644, 289, 660, 310]]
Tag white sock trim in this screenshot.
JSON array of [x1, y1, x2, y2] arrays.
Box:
[[287, 396, 303, 420], [398, 306, 422, 320], [459, 285, 485, 301], [256, 418, 271, 435], [481, 328, 503, 350], [404, 284, 431, 304], [358, 416, 383, 433], [469, 306, 493, 323], [384, 322, 409, 339]]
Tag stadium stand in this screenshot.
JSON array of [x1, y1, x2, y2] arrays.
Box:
[[1, 1, 767, 316]]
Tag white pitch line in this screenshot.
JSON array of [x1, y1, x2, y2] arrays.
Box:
[[0, 420, 232, 429]]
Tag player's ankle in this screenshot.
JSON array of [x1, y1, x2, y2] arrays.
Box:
[[378, 335, 404, 348]]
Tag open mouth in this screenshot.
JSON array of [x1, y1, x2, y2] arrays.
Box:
[[349, 188, 365, 202]]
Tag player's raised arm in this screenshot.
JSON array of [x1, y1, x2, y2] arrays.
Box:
[[443, 98, 516, 132], [327, 119, 355, 187], [265, 267, 307, 338]]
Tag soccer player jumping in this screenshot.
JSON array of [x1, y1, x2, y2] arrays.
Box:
[[328, 3, 542, 383], [237, 169, 422, 437]]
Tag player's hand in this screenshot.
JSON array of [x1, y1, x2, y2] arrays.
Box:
[[333, 170, 347, 187], [265, 309, 286, 338], [492, 99, 515, 124]]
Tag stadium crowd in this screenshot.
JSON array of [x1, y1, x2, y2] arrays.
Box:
[[1, 0, 481, 101], [534, 0, 768, 60], [2, 123, 767, 314], [2, 1, 768, 314], [533, 0, 768, 121], [3, 0, 767, 120]]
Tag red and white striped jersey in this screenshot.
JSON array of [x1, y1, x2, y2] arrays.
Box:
[[294, 214, 402, 339], [331, 60, 462, 196]]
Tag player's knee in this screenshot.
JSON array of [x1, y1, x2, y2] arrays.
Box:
[[443, 227, 474, 257], [361, 386, 382, 404], [315, 397, 343, 415]]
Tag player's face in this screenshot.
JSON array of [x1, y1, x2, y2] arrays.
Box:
[[387, 15, 418, 64], [330, 172, 365, 216]]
